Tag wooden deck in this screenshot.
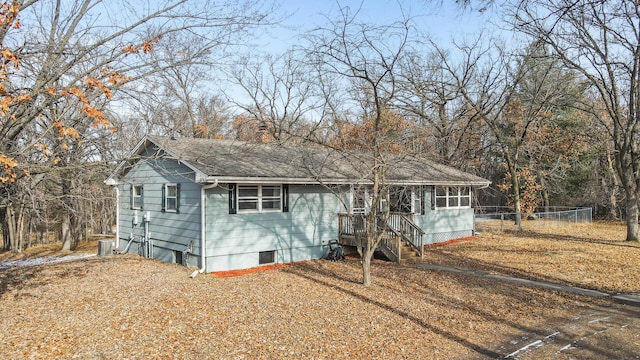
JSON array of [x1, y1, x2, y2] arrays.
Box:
[[337, 212, 424, 262]]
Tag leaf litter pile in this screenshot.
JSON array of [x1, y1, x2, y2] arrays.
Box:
[[0, 221, 639, 359]]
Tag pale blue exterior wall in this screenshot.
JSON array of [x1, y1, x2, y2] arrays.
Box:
[[203, 184, 346, 272], [413, 186, 475, 244], [117, 156, 477, 271], [117, 157, 202, 268]]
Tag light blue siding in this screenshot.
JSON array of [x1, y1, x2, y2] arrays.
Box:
[[204, 184, 344, 272], [413, 187, 475, 244], [117, 158, 202, 268], [117, 155, 476, 272]]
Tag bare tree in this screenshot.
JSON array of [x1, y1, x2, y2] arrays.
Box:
[[434, 36, 583, 227], [511, 0, 640, 241], [226, 52, 328, 143], [0, 0, 275, 251], [432, 35, 532, 228], [304, 5, 412, 286], [397, 49, 485, 170]]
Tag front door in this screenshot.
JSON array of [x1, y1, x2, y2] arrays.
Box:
[[388, 186, 413, 213]]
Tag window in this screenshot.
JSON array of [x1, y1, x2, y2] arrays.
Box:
[[237, 185, 281, 213], [352, 186, 423, 214], [259, 250, 276, 265], [163, 183, 180, 212], [413, 187, 424, 215], [460, 187, 471, 207], [131, 185, 143, 209], [434, 186, 471, 209], [352, 186, 368, 214]]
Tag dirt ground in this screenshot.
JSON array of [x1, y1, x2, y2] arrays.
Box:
[[0, 221, 638, 359]]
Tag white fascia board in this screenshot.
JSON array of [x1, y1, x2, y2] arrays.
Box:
[[104, 137, 152, 185], [134, 137, 209, 184], [425, 180, 492, 187], [105, 177, 119, 186], [205, 176, 354, 185], [170, 159, 207, 181], [194, 170, 210, 183], [204, 176, 490, 187]]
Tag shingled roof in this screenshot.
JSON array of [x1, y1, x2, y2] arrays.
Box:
[[106, 136, 490, 187]]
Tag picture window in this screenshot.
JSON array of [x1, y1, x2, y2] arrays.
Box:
[[434, 186, 471, 209], [237, 185, 281, 213]]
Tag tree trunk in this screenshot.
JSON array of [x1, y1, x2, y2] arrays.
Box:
[[510, 167, 523, 231], [16, 204, 24, 252], [4, 203, 25, 253], [609, 192, 619, 220], [5, 205, 18, 253], [60, 213, 71, 251], [626, 196, 639, 241], [540, 177, 549, 213], [362, 247, 373, 287], [1, 208, 8, 250], [605, 153, 620, 220], [60, 176, 81, 251]]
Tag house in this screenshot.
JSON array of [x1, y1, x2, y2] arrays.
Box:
[[105, 136, 490, 274]]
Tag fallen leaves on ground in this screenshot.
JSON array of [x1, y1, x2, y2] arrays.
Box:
[[431, 220, 640, 293], [0, 221, 638, 359]]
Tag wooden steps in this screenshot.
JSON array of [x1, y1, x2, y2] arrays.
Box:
[[398, 241, 420, 263], [377, 237, 420, 263]]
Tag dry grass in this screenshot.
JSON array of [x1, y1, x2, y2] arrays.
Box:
[[0, 239, 101, 262], [0, 222, 638, 359], [446, 220, 640, 293]]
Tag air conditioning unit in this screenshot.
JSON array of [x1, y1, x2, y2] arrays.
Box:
[[97, 240, 114, 257]]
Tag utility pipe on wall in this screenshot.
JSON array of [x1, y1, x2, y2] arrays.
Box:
[[190, 179, 219, 278], [115, 187, 120, 250], [143, 212, 151, 258]]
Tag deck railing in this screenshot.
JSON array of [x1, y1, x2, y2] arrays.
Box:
[[377, 224, 401, 262], [388, 213, 424, 259], [338, 212, 425, 262]]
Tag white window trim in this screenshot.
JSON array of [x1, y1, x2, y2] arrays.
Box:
[[435, 186, 472, 209], [132, 185, 143, 210], [412, 188, 422, 214], [351, 186, 423, 214], [237, 184, 282, 213], [350, 185, 370, 214], [164, 183, 178, 213]]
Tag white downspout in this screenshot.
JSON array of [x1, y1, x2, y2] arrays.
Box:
[[115, 186, 120, 250], [190, 179, 219, 278]]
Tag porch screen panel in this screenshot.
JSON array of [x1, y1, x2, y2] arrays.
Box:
[[435, 186, 447, 208], [460, 187, 471, 207], [448, 187, 459, 207], [352, 187, 367, 214]]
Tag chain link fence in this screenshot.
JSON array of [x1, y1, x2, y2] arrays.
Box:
[[475, 206, 593, 232]]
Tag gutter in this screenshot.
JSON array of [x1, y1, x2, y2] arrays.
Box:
[[206, 176, 490, 187], [476, 182, 491, 189], [190, 179, 219, 278], [115, 187, 120, 250]]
